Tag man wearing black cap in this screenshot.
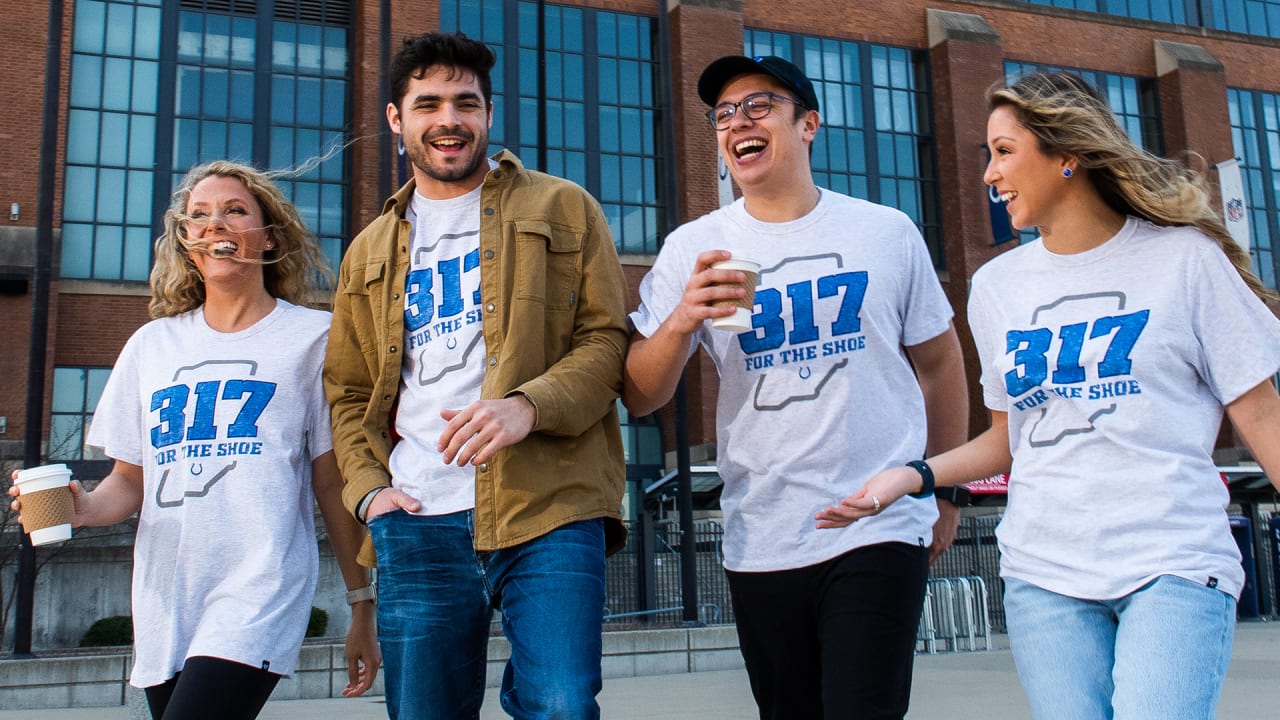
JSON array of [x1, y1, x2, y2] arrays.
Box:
[[623, 55, 968, 718]]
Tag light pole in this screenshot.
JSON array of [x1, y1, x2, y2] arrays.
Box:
[[15, 0, 65, 656]]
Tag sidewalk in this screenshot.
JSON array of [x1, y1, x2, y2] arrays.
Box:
[[5, 621, 1277, 719]]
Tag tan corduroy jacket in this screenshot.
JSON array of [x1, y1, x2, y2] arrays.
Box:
[[323, 151, 629, 565]]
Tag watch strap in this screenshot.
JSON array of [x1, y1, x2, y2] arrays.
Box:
[[345, 584, 377, 605], [935, 484, 971, 507]]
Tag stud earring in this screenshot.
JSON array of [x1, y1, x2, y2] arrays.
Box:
[[1062, 168, 1073, 178]]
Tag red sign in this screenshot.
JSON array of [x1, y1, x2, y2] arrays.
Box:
[[964, 473, 1009, 495]]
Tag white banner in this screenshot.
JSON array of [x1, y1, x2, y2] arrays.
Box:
[[717, 152, 734, 208], [1217, 157, 1251, 255]]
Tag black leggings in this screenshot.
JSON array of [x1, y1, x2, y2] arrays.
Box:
[[726, 542, 929, 720], [144, 655, 281, 720]]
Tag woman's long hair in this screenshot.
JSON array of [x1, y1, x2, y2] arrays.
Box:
[[991, 71, 1273, 301], [149, 160, 335, 317]]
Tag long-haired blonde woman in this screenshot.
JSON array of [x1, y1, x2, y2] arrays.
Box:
[[11, 161, 379, 719], [818, 72, 1280, 719]]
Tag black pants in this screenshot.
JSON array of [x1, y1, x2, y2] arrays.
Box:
[[144, 655, 281, 720], [726, 542, 929, 720]]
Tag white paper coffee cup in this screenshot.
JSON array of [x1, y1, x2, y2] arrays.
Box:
[[14, 464, 74, 546], [711, 258, 761, 333]]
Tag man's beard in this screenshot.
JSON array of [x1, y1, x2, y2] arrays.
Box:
[[405, 127, 489, 184]]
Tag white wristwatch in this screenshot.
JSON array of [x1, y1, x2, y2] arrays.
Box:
[[345, 584, 377, 605]]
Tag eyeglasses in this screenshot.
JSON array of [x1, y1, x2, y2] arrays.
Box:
[[706, 92, 805, 131]]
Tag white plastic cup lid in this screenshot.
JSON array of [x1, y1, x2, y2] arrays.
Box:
[[15, 463, 72, 486]]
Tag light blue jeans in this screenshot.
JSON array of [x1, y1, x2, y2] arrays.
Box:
[[368, 509, 606, 720], [1003, 575, 1236, 720]]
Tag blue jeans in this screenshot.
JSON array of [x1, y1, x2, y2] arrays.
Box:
[[1004, 575, 1236, 720], [368, 510, 606, 720]]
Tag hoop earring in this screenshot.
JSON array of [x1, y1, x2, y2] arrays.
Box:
[[1062, 167, 1073, 178]]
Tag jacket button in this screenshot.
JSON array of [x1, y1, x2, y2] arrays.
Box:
[[485, 303, 495, 313], [383, 395, 391, 401], [478, 463, 489, 472], [389, 345, 397, 354], [393, 293, 400, 300], [484, 250, 494, 259], [484, 207, 495, 216], [488, 357, 497, 366]]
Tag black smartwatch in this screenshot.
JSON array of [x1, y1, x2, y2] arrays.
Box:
[[934, 485, 972, 507]]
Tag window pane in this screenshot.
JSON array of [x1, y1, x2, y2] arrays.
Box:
[[135, 6, 161, 59], [132, 60, 158, 112], [102, 57, 131, 111], [51, 368, 85, 413], [67, 110, 100, 165], [199, 119, 227, 161], [230, 70, 254, 121], [48, 415, 84, 461], [64, 166, 98, 223], [127, 170, 153, 225], [70, 55, 103, 108], [173, 118, 199, 170], [204, 14, 230, 64], [323, 79, 346, 127], [297, 77, 322, 126], [272, 75, 295, 124], [231, 17, 255, 65], [271, 126, 294, 169], [176, 65, 201, 116], [324, 27, 347, 75], [178, 11, 203, 62], [273, 22, 297, 71], [229, 123, 253, 164], [60, 224, 94, 278], [123, 226, 152, 281], [298, 24, 323, 72], [96, 168, 125, 223], [202, 69, 229, 117], [320, 183, 344, 235], [92, 225, 122, 278], [104, 2, 134, 56], [87, 368, 111, 409], [74, 0, 106, 54], [98, 112, 128, 166]]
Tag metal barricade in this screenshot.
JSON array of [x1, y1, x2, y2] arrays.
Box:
[[918, 575, 992, 654]]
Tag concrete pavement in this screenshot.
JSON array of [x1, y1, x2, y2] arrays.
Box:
[[4, 621, 1277, 718]]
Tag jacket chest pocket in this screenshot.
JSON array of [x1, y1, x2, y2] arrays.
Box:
[[342, 261, 387, 352], [513, 219, 581, 311]]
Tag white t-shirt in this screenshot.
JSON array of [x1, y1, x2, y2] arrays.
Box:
[[389, 185, 487, 514], [88, 300, 333, 687], [631, 190, 955, 571], [968, 218, 1280, 600]]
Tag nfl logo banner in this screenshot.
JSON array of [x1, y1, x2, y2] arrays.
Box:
[[1216, 157, 1251, 256]]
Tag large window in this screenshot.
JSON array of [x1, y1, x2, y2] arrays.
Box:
[[63, 0, 163, 282], [745, 30, 944, 268], [1017, 0, 1280, 40], [63, 0, 351, 282], [48, 367, 112, 462], [1229, 88, 1280, 289], [440, 0, 666, 255]]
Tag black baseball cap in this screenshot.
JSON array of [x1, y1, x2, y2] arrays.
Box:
[[697, 55, 820, 113]]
